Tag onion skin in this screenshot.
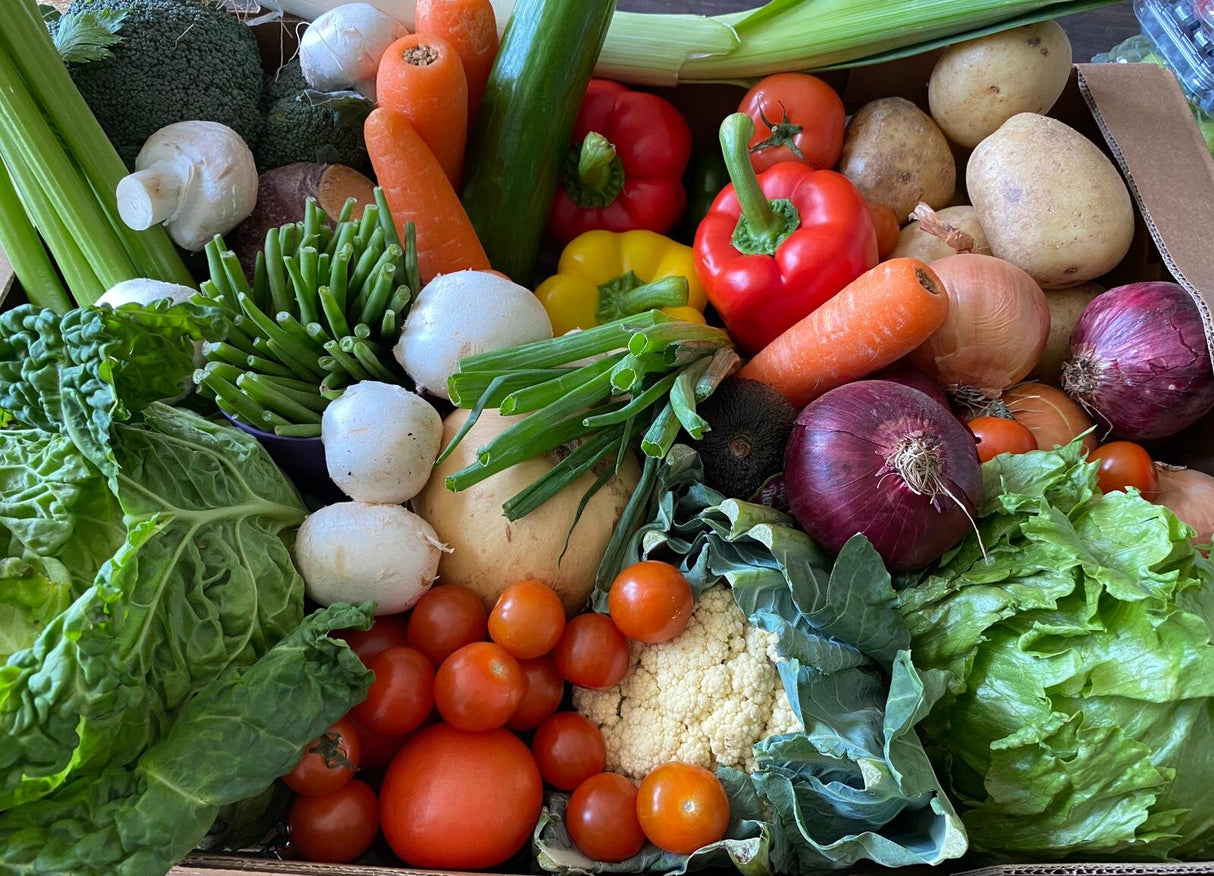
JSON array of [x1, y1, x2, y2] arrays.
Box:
[[1153, 464, 1214, 548], [1002, 382, 1098, 453], [910, 253, 1050, 397], [1063, 282, 1214, 441], [784, 380, 981, 571], [871, 364, 951, 410]]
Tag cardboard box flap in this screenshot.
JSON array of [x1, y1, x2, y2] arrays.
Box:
[[1076, 62, 1214, 359]]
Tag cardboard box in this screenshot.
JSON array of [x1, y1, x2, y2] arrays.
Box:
[[2, 14, 1213, 876]]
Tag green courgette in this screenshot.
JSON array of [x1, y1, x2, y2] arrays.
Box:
[[460, 0, 616, 285]]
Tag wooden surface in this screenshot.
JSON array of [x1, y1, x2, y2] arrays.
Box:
[[617, 0, 1141, 64]]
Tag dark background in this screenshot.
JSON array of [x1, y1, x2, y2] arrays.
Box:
[[618, 0, 1140, 64]]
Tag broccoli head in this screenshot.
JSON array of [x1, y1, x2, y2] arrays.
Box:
[[256, 59, 373, 174], [54, 0, 264, 168]]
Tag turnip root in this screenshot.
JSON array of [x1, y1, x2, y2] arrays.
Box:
[[321, 381, 442, 504], [97, 279, 197, 308], [299, 3, 408, 100], [395, 270, 552, 400], [414, 408, 639, 615], [295, 501, 447, 615]]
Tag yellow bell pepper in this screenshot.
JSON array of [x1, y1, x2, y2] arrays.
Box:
[[535, 229, 708, 336]]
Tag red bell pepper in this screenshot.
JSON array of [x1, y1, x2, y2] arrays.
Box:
[[548, 79, 692, 245], [693, 113, 879, 355]]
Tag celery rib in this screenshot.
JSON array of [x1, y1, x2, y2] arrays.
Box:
[[0, 158, 72, 312]]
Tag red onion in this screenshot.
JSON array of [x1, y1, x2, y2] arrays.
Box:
[[1062, 282, 1214, 440], [870, 365, 951, 410], [784, 380, 981, 571]]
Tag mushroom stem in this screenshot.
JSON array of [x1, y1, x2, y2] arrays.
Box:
[[116, 160, 188, 230]]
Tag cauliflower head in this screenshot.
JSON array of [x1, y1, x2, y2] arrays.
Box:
[[574, 585, 802, 781]]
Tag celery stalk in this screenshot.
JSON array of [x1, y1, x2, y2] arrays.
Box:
[[0, 47, 137, 298], [0, 159, 72, 312], [2, 0, 193, 287]]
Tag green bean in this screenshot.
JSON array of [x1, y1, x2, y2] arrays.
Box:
[[242, 372, 327, 412], [253, 372, 325, 394], [318, 355, 344, 375], [336, 197, 356, 225], [204, 238, 235, 306], [323, 339, 372, 380], [282, 255, 317, 325], [357, 203, 380, 247], [275, 312, 327, 357], [347, 227, 385, 297], [252, 251, 269, 308], [238, 372, 322, 424], [403, 221, 420, 301], [246, 354, 295, 378], [199, 369, 267, 426], [220, 251, 251, 297], [202, 341, 252, 368], [263, 226, 292, 316], [320, 371, 348, 400], [380, 307, 397, 341], [358, 264, 396, 327], [327, 221, 356, 261], [276, 423, 323, 438], [374, 188, 400, 249], [329, 243, 352, 312], [353, 323, 373, 341], [300, 247, 319, 306], [318, 285, 350, 339], [238, 296, 311, 365], [349, 340, 397, 382], [265, 334, 323, 380], [302, 198, 321, 246]]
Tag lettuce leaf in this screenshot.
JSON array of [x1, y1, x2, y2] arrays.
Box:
[[0, 602, 373, 875], [0, 404, 307, 809], [899, 440, 1214, 859], [538, 446, 967, 875], [0, 556, 74, 663]]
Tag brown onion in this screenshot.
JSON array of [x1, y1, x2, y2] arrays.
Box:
[[910, 254, 1050, 398], [890, 204, 990, 263], [1002, 382, 1097, 453], [1153, 464, 1214, 548]]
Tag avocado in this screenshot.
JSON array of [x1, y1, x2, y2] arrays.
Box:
[[695, 378, 798, 499]]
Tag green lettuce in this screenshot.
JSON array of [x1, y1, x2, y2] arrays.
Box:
[[0, 556, 73, 662], [536, 446, 967, 874], [0, 602, 373, 876], [898, 440, 1214, 859]]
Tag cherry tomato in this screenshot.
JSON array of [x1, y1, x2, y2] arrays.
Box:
[[346, 715, 410, 771], [968, 416, 1038, 463], [352, 646, 435, 736], [531, 712, 607, 790], [488, 579, 566, 659], [380, 724, 542, 869], [566, 773, 646, 863], [406, 584, 489, 667], [506, 655, 566, 731], [553, 614, 631, 690], [738, 72, 846, 173], [1091, 441, 1158, 497], [283, 718, 360, 797], [868, 202, 900, 260], [435, 641, 524, 731], [636, 762, 730, 855], [336, 613, 409, 666], [287, 778, 379, 864], [608, 561, 694, 644]]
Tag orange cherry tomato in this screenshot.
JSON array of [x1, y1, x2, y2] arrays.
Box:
[[283, 718, 360, 797], [607, 561, 694, 644], [1090, 441, 1158, 497], [553, 614, 630, 690], [287, 778, 379, 864], [352, 646, 435, 736], [506, 655, 566, 731], [435, 641, 524, 731], [968, 416, 1038, 463], [406, 584, 489, 667], [636, 762, 730, 855], [567, 773, 646, 863], [488, 579, 566, 659], [531, 712, 606, 790]]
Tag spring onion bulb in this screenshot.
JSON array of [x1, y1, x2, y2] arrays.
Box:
[[264, 0, 1112, 85]]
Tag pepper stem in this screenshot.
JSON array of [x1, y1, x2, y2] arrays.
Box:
[[578, 132, 618, 192], [719, 113, 800, 255], [596, 271, 689, 323]]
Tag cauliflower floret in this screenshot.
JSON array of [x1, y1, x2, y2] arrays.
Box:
[[572, 585, 804, 780]]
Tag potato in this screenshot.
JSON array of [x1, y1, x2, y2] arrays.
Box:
[[889, 205, 989, 263], [837, 97, 956, 223], [966, 113, 1134, 289], [929, 22, 1073, 148], [413, 409, 640, 615], [1030, 282, 1103, 383]]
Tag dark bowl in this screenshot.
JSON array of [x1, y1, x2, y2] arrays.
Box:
[[222, 412, 347, 505]]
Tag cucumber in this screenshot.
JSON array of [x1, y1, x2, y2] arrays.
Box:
[[460, 0, 616, 285]]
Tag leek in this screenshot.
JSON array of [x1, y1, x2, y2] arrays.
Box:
[[263, 0, 1114, 85]]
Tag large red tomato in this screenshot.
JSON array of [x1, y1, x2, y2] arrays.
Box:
[[379, 724, 543, 869]]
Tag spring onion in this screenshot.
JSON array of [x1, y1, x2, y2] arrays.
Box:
[[263, 0, 1113, 85], [0, 0, 193, 306]]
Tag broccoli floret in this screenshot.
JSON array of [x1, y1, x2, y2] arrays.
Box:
[[255, 59, 372, 174], [53, 0, 264, 168]]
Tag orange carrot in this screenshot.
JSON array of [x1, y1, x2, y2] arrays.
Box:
[[376, 33, 468, 188], [737, 258, 950, 409], [414, 0, 498, 128], [364, 107, 489, 283]]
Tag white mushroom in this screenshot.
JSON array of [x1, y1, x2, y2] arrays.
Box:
[[299, 3, 408, 100], [116, 121, 258, 252], [321, 381, 443, 504], [97, 278, 198, 308]]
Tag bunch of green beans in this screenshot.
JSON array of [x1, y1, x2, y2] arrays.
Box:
[[193, 189, 420, 438]]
